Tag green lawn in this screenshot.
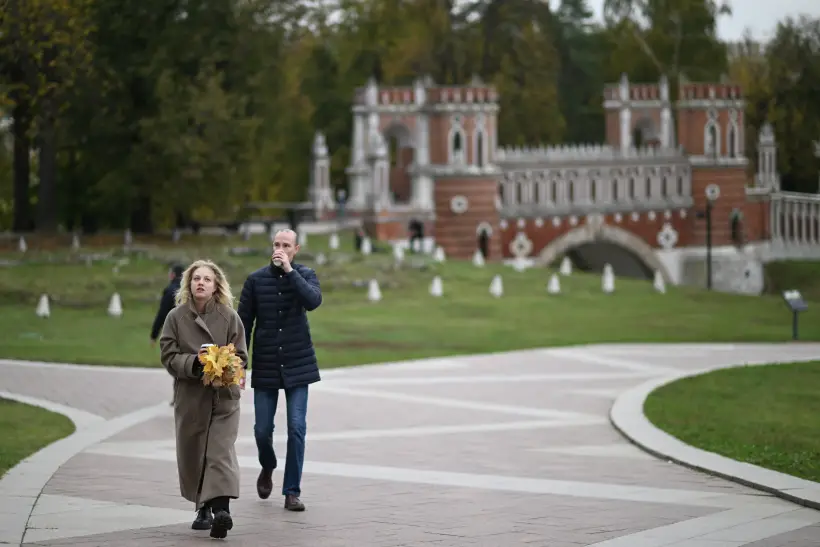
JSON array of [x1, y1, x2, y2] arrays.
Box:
[[1, 231, 820, 367], [0, 398, 75, 477], [645, 362, 820, 483]]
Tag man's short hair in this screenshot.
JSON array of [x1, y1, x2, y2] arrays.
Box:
[[274, 228, 298, 242], [171, 264, 184, 278]]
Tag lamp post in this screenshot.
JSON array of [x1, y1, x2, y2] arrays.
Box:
[[704, 184, 720, 291]]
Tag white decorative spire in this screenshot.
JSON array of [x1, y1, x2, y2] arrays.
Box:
[[310, 131, 333, 214], [619, 73, 632, 152]]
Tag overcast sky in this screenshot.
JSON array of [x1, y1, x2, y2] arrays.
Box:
[[565, 0, 820, 42]]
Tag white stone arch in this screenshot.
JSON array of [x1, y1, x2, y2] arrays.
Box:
[[476, 221, 494, 236], [535, 222, 673, 283]]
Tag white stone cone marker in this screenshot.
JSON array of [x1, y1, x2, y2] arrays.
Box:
[[367, 279, 381, 302], [433, 246, 446, 263], [560, 256, 572, 276], [108, 293, 123, 317], [489, 275, 503, 298], [430, 276, 443, 297], [602, 264, 615, 294], [547, 274, 561, 295], [36, 294, 50, 318], [653, 270, 666, 294], [472, 249, 485, 267]]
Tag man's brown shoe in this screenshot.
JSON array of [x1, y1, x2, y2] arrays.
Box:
[[284, 494, 305, 511], [256, 468, 273, 500]]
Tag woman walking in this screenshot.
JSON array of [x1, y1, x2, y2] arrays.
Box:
[[159, 259, 247, 539]]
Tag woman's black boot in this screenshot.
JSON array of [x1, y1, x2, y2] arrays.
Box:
[[209, 497, 233, 539], [191, 505, 213, 530]]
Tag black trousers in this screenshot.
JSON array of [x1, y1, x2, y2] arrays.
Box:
[[206, 496, 230, 513]]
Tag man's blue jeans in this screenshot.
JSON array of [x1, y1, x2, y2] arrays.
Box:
[[253, 386, 309, 497]]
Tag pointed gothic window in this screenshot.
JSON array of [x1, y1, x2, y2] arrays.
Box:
[[452, 131, 464, 164], [476, 133, 484, 167], [727, 126, 737, 158], [705, 124, 718, 156]]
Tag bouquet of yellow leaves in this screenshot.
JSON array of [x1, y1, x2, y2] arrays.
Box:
[[199, 343, 245, 388]]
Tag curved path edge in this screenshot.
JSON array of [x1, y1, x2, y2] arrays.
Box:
[[610, 361, 820, 512], [0, 391, 171, 547]]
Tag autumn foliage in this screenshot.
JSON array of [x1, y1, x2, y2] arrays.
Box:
[[199, 343, 245, 388]]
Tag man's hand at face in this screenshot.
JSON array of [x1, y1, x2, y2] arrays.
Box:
[[273, 249, 293, 273]]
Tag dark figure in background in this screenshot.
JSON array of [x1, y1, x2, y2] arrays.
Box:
[[408, 219, 424, 252], [287, 208, 300, 233], [150, 263, 184, 346], [152, 264, 184, 407], [478, 229, 490, 259], [354, 227, 364, 251]]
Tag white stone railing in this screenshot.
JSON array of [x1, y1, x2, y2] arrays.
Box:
[[497, 159, 692, 217], [770, 191, 820, 248], [496, 144, 685, 163]]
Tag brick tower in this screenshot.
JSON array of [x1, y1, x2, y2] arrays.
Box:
[[345, 76, 503, 259]]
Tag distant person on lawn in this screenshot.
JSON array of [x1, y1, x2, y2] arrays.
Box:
[[159, 259, 247, 539], [238, 229, 322, 512]]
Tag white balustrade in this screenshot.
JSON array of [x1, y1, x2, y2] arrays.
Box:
[[497, 153, 692, 216], [771, 192, 820, 247]]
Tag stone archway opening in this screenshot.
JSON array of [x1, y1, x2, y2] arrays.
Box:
[[537, 222, 672, 283], [382, 123, 414, 203], [476, 222, 493, 259], [564, 242, 654, 280]]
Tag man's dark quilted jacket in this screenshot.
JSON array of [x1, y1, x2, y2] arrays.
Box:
[[237, 263, 322, 390]]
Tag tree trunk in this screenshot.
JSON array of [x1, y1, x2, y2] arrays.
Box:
[[36, 98, 59, 232], [12, 99, 32, 232]]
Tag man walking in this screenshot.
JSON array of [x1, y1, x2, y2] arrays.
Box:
[[150, 263, 184, 346], [151, 264, 184, 406], [238, 229, 322, 512]]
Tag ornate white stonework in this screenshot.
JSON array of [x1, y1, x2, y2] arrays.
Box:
[[552, 217, 561, 227], [450, 195, 469, 214], [569, 215, 578, 226], [657, 223, 679, 249], [586, 214, 605, 232], [517, 218, 525, 229], [496, 156, 693, 218], [535, 217, 544, 227], [648, 211, 656, 221], [679, 209, 687, 219], [500, 219, 508, 229], [476, 222, 494, 236], [614, 213, 622, 223], [664, 210, 672, 220], [630, 212, 639, 222], [510, 232, 534, 258]]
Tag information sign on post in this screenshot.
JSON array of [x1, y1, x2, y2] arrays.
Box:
[[782, 290, 809, 340]]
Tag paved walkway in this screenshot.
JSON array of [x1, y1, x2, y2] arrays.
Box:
[[1, 343, 819, 546]]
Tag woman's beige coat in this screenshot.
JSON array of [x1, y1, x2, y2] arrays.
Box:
[[160, 299, 247, 509]]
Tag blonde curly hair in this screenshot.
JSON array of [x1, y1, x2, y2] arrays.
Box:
[[175, 259, 235, 307]]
